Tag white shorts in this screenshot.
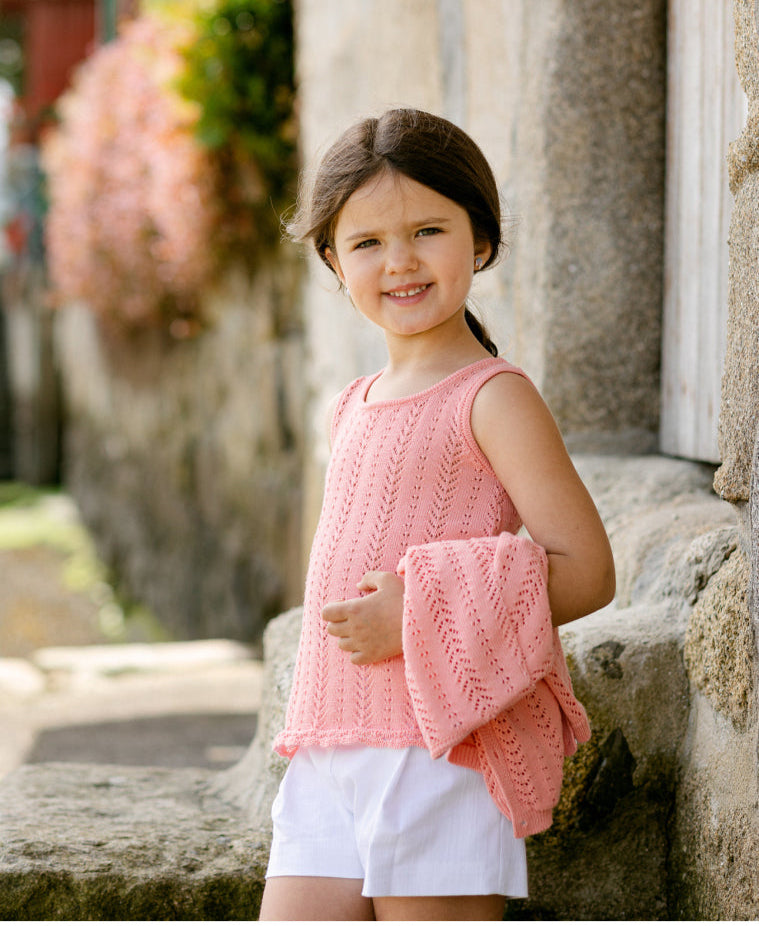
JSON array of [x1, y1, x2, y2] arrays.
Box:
[[266, 745, 528, 898]]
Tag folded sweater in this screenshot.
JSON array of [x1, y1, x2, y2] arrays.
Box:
[[399, 532, 591, 837]]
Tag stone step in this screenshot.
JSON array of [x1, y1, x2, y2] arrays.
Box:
[[0, 763, 269, 920], [0, 608, 301, 920]]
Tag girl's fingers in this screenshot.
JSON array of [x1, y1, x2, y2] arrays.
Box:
[[357, 572, 381, 592], [325, 619, 348, 638], [357, 570, 398, 592], [321, 601, 347, 623]]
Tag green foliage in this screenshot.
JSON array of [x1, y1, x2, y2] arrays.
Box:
[[178, 0, 297, 213]]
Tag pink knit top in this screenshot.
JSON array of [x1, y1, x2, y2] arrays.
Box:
[[274, 357, 590, 835]]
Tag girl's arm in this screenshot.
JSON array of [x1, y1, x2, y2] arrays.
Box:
[[471, 372, 616, 626]]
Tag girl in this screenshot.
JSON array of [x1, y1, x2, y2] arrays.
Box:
[[260, 108, 615, 922]]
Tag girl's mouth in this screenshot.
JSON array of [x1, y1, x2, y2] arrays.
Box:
[[386, 284, 431, 299]]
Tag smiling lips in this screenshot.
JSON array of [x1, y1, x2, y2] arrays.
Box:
[[386, 283, 430, 298]]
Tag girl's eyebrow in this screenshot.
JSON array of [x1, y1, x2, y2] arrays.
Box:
[[343, 217, 452, 242]]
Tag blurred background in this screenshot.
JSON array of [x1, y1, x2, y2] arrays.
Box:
[[0, 0, 299, 775], [0, 0, 302, 656]]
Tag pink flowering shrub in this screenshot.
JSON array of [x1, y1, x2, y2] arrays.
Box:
[[43, 16, 221, 337]]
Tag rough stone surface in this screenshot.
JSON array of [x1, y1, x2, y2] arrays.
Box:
[[209, 606, 301, 822], [715, 0, 759, 502], [733, 0, 759, 101], [560, 601, 689, 791], [57, 262, 304, 643], [662, 7, 759, 919], [684, 549, 753, 730], [610, 502, 738, 608], [0, 614, 288, 920], [669, 691, 759, 919], [536, 0, 666, 452], [0, 763, 267, 920], [507, 790, 669, 921], [714, 167, 759, 503], [500, 598, 688, 920], [573, 454, 718, 526], [574, 455, 736, 609], [752, 418, 759, 632]]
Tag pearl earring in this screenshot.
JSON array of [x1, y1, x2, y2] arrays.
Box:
[[474, 257, 483, 271]]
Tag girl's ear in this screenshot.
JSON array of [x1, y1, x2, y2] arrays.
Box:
[[474, 242, 493, 269], [324, 246, 346, 285]]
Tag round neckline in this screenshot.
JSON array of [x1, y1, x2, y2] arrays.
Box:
[[361, 356, 502, 408]]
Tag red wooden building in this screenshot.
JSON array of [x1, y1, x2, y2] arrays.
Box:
[[0, 0, 138, 138], [1, 0, 96, 137]]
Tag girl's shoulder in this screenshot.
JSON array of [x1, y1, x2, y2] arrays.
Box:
[[458, 357, 534, 417], [470, 362, 572, 497], [470, 363, 547, 439]]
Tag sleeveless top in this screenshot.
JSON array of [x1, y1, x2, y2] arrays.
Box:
[[274, 356, 527, 757]]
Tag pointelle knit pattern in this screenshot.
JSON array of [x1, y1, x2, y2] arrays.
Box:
[[274, 357, 590, 835], [399, 532, 590, 836]]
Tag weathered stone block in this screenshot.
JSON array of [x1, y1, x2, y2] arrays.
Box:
[[715, 166, 759, 503], [0, 609, 301, 920], [0, 764, 268, 920], [684, 549, 753, 730], [209, 606, 300, 816], [574, 455, 737, 609], [669, 691, 759, 920], [57, 262, 304, 643]]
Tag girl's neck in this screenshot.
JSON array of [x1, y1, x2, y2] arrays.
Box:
[[374, 317, 492, 402]]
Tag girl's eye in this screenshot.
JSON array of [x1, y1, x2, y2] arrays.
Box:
[[416, 227, 442, 238], [354, 238, 379, 250]]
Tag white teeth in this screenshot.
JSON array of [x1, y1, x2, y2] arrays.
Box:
[[394, 285, 427, 297]]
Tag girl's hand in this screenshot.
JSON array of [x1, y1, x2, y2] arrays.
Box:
[[322, 571, 405, 665]]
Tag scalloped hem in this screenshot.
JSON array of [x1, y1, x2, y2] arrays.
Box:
[[273, 728, 427, 759]]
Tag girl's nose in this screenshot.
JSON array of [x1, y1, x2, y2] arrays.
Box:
[[384, 241, 418, 274]]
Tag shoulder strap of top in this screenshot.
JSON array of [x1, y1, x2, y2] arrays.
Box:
[[329, 376, 370, 447]]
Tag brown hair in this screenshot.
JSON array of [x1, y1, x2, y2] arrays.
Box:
[[289, 108, 504, 355]]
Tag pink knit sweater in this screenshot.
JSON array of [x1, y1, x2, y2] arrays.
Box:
[[274, 357, 590, 836]]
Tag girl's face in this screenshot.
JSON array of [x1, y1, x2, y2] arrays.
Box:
[[325, 171, 490, 344]]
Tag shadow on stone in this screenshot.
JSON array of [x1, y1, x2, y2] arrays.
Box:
[[577, 727, 637, 831]]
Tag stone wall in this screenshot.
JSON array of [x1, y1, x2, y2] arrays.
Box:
[[56, 257, 304, 642], [715, 0, 759, 504], [667, 1, 759, 917]]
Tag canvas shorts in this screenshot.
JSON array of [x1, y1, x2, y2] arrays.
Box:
[[266, 744, 528, 898]]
